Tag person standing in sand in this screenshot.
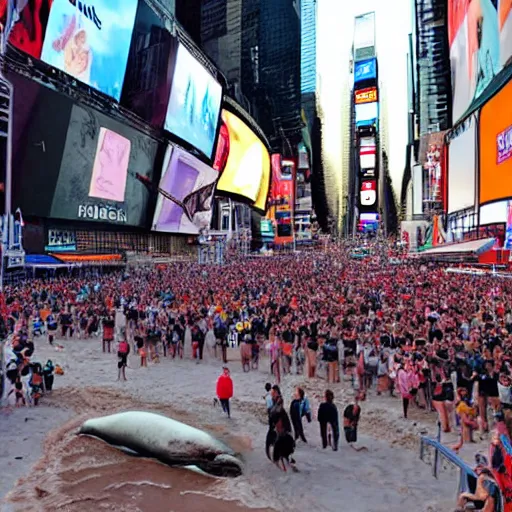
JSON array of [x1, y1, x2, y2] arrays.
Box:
[[216, 367, 233, 418]]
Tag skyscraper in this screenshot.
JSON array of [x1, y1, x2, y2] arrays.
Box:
[[301, 0, 317, 96]]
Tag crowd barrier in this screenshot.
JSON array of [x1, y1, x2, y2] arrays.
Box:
[[419, 424, 477, 498]]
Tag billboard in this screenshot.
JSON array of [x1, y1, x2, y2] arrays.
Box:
[[354, 11, 375, 60], [0, 0, 53, 58], [447, 115, 477, 213], [121, 0, 174, 127], [355, 102, 378, 127], [354, 58, 376, 83], [152, 146, 217, 235], [270, 154, 295, 244], [360, 136, 376, 169], [164, 43, 222, 159], [360, 180, 377, 207], [501, 0, 512, 66], [9, 72, 74, 219], [40, 0, 138, 101], [51, 104, 158, 226], [355, 87, 378, 104], [448, 0, 507, 123], [480, 80, 512, 205], [215, 109, 271, 212]]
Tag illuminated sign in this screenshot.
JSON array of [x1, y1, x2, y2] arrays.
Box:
[[497, 124, 512, 165], [355, 87, 378, 105], [360, 180, 377, 206]]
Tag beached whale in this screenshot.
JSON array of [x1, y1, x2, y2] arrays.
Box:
[[79, 411, 243, 477]]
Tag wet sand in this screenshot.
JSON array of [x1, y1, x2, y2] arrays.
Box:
[[1, 337, 461, 512]]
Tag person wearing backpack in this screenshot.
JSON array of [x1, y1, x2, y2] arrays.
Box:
[[117, 333, 130, 381]]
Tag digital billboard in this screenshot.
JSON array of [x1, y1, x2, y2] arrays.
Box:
[[40, 0, 138, 101], [121, 0, 174, 127], [215, 109, 271, 212], [448, 115, 477, 213], [360, 180, 377, 207], [0, 0, 53, 58], [9, 72, 73, 219], [88, 128, 130, 202], [360, 136, 376, 169], [51, 104, 158, 226], [164, 43, 222, 159], [448, 0, 506, 123], [354, 11, 375, 59], [270, 155, 295, 245], [355, 87, 378, 104], [152, 146, 218, 235], [355, 102, 378, 127], [480, 80, 512, 205], [501, 0, 512, 66], [354, 58, 376, 83]]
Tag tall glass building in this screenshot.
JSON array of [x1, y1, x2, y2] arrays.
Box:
[[301, 0, 317, 94]]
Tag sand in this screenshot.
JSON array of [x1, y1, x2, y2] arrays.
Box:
[[0, 334, 466, 512]]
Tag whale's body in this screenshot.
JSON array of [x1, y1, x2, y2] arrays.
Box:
[[79, 411, 243, 477]]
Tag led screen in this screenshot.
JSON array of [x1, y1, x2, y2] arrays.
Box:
[[448, 0, 505, 123], [215, 109, 271, 211], [355, 87, 378, 104], [51, 104, 158, 226], [360, 180, 377, 207], [501, 0, 512, 66], [480, 200, 508, 225], [360, 136, 376, 169], [354, 12, 376, 50], [355, 102, 378, 127], [9, 72, 73, 218], [360, 213, 379, 221], [88, 128, 130, 202], [480, 80, 512, 205], [40, 0, 138, 101], [152, 146, 218, 235], [0, 0, 53, 58], [164, 43, 222, 159], [121, 0, 174, 127], [448, 115, 476, 213], [354, 58, 376, 83]]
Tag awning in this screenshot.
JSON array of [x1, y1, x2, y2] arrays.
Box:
[[419, 238, 496, 258], [25, 254, 71, 268], [48, 254, 125, 266]]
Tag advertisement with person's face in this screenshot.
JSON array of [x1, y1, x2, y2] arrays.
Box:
[[41, 0, 138, 101], [449, 0, 502, 123], [215, 110, 270, 208], [121, 0, 173, 127], [152, 146, 218, 235], [164, 43, 222, 159], [0, 0, 53, 58], [480, 80, 512, 205], [51, 104, 158, 226]]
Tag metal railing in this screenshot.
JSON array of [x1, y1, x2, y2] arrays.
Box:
[[419, 422, 476, 497]]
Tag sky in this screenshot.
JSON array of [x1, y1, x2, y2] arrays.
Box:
[[316, 0, 412, 205]]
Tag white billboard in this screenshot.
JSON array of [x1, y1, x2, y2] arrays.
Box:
[[354, 12, 376, 51], [448, 116, 477, 214]]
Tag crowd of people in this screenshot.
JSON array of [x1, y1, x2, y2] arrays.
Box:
[[0, 240, 511, 510]]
